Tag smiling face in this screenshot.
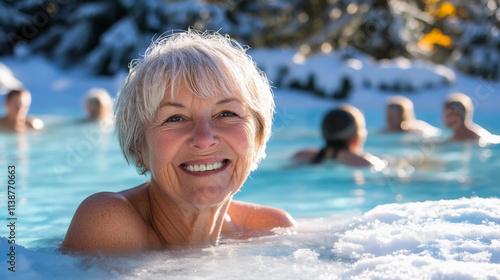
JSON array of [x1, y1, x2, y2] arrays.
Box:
[[140, 84, 257, 208]]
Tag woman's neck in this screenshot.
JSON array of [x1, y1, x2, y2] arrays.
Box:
[[147, 181, 230, 246]]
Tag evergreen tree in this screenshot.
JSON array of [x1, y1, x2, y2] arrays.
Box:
[[0, 0, 498, 79]]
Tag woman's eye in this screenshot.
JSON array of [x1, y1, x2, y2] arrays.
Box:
[[220, 111, 237, 117], [165, 115, 183, 122]]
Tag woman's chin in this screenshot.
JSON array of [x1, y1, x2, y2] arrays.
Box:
[[187, 186, 234, 207]]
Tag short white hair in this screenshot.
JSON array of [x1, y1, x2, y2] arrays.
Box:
[[115, 30, 275, 174]]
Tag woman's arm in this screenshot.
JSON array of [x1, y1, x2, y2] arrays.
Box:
[[227, 200, 295, 231]]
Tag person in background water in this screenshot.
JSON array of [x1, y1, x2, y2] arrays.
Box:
[[0, 89, 43, 132], [383, 95, 439, 137], [293, 104, 386, 169], [443, 92, 500, 145], [83, 88, 113, 124]]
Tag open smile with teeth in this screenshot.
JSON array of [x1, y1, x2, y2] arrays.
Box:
[[182, 160, 228, 172]]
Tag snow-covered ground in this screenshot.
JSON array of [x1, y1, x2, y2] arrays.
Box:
[[0, 56, 124, 116], [248, 48, 500, 112]]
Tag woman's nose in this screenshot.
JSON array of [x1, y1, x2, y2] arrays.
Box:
[[188, 120, 219, 150]]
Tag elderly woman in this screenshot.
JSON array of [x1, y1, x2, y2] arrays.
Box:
[[383, 95, 438, 137], [293, 104, 385, 169], [62, 31, 294, 252]]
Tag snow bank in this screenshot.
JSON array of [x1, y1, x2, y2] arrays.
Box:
[[333, 197, 500, 279], [3, 49, 499, 115], [249, 48, 456, 99], [0, 56, 123, 116]]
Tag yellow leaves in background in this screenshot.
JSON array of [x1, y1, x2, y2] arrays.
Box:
[[424, 0, 457, 18], [435, 2, 456, 18], [418, 1, 460, 51], [418, 28, 452, 51]]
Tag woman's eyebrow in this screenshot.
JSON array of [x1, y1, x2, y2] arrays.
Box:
[[159, 98, 240, 108], [159, 102, 185, 108], [216, 98, 240, 105]]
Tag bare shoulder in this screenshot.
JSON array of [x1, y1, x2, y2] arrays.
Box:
[[62, 191, 151, 252], [227, 200, 295, 231]]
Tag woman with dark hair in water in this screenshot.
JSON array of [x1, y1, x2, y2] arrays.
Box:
[[294, 104, 385, 169]]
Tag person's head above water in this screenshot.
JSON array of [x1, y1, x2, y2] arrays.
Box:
[[441, 92, 499, 143], [5, 89, 31, 119], [115, 30, 275, 175], [383, 95, 439, 136], [386, 95, 415, 131], [307, 104, 382, 166], [321, 104, 366, 147], [84, 88, 113, 122], [295, 104, 383, 168], [62, 30, 293, 252], [0, 89, 43, 132], [443, 92, 474, 128]]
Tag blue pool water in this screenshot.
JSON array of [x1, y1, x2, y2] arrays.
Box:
[[1, 89, 500, 279]]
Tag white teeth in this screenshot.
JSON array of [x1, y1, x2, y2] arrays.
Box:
[[184, 161, 226, 172]]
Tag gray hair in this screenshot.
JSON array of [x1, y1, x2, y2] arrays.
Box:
[[115, 30, 275, 174]]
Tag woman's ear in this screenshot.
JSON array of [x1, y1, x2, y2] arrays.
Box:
[[349, 134, 359, 150], [349, 130, 366, 152], [135, 144, 150, 175]]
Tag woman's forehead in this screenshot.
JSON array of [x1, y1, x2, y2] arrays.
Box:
[[159, 89, 243, 108], [161, 80, 239, 101]]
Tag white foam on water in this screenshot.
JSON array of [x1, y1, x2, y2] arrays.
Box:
[[2, 197, 499, 279]]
